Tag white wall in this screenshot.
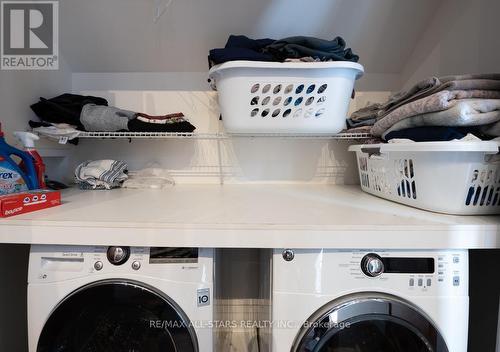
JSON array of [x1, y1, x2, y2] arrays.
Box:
[[71, 72, 401, 92], [0, 61, 71, 141], [60, 0, 438, 77], [400, 0, 500, 89], [60, 0, 443, 93], [0, 58, 72, 182]]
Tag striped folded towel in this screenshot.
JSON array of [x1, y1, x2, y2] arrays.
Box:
[[75, 160, 128, 190]]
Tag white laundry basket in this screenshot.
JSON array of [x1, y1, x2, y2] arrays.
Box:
[[208, 61, 364, 134], [349, 141, 500, 215]]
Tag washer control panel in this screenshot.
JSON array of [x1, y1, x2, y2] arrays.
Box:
[[28, 245, 211, 284], [90, 246, 147, 273]]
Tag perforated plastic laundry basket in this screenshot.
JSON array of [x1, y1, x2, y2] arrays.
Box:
[[349, 141, 500, 215], [208, 61, 364, 134]]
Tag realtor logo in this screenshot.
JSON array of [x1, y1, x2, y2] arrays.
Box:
[[1, 1, 58, 70]]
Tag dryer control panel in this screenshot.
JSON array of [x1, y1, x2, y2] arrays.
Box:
[[350, 250, 467, 295], [273, 249, 468, 297], [360, 253, 435, 277]]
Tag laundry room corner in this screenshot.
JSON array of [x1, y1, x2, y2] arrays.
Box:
[[0, 0, 499, 351]]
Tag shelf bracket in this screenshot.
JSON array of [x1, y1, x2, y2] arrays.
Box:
[[216, 138, 224, 185]]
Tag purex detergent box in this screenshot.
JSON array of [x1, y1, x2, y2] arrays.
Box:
[[0, 124, 39, 195], [0, 155, 32, 194]]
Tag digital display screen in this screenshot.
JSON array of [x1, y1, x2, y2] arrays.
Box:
[[382, 257, 435, 274], [149, 247, 199, 264]]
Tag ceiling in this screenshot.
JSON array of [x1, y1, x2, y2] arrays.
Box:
[[60, 0, 442, 74]]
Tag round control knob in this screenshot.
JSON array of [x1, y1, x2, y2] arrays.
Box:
[[361, 253, 384, 277], [107, 246, 130, 266], [94, 261, 103, 271], [131, 261, 141, 271], [282, 249, 295, 262]]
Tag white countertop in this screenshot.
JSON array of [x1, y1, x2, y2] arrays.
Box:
[[0, 185, 498, 249]]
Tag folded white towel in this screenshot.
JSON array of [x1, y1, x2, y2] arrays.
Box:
[[33, 126, 81, 141]]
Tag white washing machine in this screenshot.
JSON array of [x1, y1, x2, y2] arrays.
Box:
[[272, 249, 468, 352], [28, 245, 213, 352]]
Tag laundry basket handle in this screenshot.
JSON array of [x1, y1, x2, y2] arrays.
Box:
[[360, 146, 382, 156]]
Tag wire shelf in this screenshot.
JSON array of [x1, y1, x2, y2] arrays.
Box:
[[33, 130, 372, 144], [76, 131, 372, 140], [78, 131, 225, 140], [33, 129, 371, 184]]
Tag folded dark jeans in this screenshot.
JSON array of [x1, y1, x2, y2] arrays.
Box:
[[383, 126, 488, 142], [128, 119, 196, 133], [209, 47, 274, 65]]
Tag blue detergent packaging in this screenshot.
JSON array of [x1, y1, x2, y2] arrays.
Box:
[[0, 124, 39, 194]]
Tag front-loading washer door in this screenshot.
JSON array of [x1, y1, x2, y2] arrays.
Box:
[[293, 293, 449, 352], [37, 279, 198, 352]]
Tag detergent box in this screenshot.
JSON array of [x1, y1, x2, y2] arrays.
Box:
[[0, 190, 61, 218]]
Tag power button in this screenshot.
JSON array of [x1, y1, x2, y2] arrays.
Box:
[[131, 261, 141, 271], [94, 261, 103, 271]]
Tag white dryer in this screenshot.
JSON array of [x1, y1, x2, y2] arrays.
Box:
[[28, 245, 213, 352], [273, 249, 468, 352]]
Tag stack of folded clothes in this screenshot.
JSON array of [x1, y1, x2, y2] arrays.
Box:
[[347, 74, 500, 142], [29, 94, 196, 139], [208, 35, 359, 67], [75, 160, 128, 190]]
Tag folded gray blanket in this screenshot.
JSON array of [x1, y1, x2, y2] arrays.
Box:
[[381, 73, 500, 115], [379, 99, 500, 138], [344, 125, 372, 134], [347, 118, 376, 128], [383, 77, 439, 113], [349, 103, 383, 122], [372, 90, 500, 136], [348, 73, 500, 126], [81, 104, 137, 132]]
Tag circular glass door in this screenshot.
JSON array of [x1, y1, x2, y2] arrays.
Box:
[[293, 293, 449, 352], [37, 280, 198, 352]]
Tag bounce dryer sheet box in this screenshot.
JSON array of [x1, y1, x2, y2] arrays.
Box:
[[0, 190, 61, 218]]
